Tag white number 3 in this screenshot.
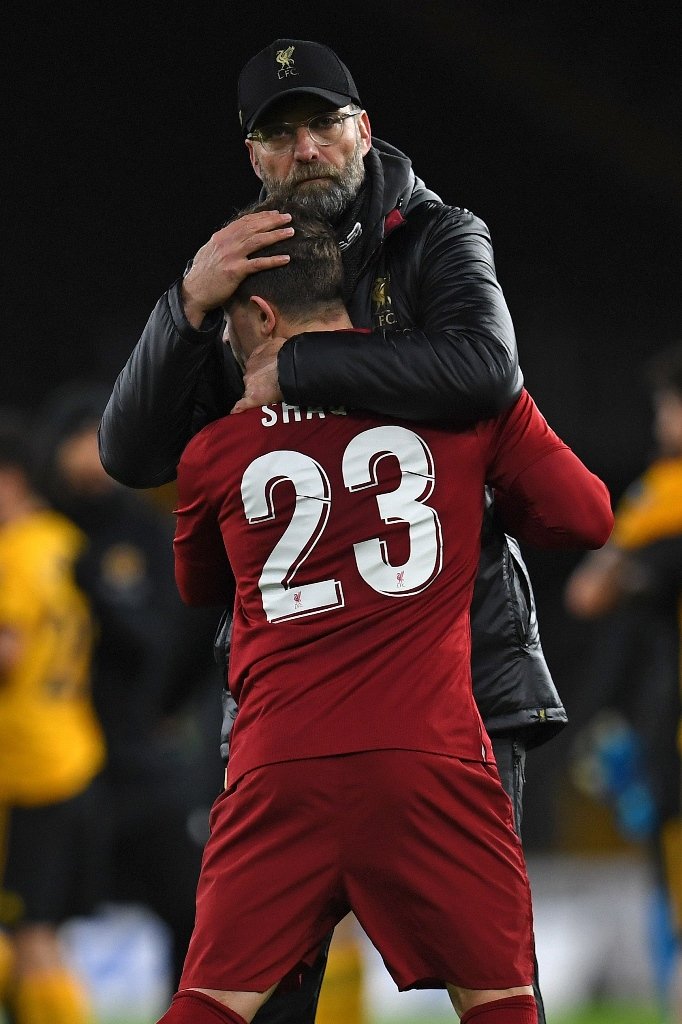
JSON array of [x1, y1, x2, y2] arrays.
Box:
[[240, 426, 443, 622]]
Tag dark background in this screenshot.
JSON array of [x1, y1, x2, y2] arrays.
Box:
[[5, 1, 681, 848]]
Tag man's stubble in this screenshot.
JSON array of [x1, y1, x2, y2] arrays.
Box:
[[259, 134, 365, 224]]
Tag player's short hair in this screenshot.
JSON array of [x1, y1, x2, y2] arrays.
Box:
[[225, 199, 345, 320], [645, 343, 682, 398]]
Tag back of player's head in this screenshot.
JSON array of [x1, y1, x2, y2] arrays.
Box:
[[226, 199, 345, 321]]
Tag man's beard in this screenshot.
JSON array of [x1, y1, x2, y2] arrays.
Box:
[[261, 138, 365, 223]]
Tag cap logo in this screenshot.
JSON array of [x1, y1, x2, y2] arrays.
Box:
[[275, 45, 297, 79]]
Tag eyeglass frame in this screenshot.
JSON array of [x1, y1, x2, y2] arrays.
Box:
[[246, 109, 365, 153]]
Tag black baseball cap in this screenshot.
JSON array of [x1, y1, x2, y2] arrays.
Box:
[[238, 38, 361, 135]]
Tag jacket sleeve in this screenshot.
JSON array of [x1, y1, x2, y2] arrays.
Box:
[[277, 206, 523, 425], [98, 282, 243, 488], [487, 391, 614, 549]]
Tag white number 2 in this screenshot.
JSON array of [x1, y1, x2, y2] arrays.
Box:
[[240, 427, 443, 622]]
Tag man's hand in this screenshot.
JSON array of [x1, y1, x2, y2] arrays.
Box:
[[231, 339, 287, 414], [564, 546, 624, 618], [181, 211, 294, 328]]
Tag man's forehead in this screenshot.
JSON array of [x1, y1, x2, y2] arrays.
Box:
[[256, 94, 342, 126]]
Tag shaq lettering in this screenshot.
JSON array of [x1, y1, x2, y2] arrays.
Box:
[[260, 403, 348, 427]]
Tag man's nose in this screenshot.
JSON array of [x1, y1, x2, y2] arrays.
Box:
[[292, 125, 320, 162]]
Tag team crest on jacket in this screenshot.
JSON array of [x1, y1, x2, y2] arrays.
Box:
[[276, 46, 297, 78], [371, 275, 398, 329]]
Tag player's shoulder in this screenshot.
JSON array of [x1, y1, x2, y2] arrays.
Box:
[[182, 411, 246, 461]]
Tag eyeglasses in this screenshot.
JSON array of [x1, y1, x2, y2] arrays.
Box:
[[246, 110, 364, 153]]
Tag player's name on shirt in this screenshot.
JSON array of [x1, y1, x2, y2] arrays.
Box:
[[260, 403, 348, 427]]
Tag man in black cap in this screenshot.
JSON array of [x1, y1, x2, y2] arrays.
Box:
[[100, 37, 563, 1024]]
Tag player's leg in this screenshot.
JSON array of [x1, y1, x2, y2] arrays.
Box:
[[251, 937, 331, 1024], [314, 913, 366, 1024], [450, 746, 539, 1022], [449, 990, 537, 1022], [156, 988, 251, 1023], [345, 751, 537, 1019], [132, 792, 333, 1024], [10, 924, 92, 1024], [491, 734, 546, 1024], [156, 972, 330, 1024], [218, 685, 333, 1024], [1, 795, 98, 1024], [490, 734, 526, 834], [159, 764, 344, 1024], [0, 928, 15, 1006]]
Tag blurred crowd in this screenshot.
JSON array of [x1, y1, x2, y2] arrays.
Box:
[[562, 342, 682, 1022]]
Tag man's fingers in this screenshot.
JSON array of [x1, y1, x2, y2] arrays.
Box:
[[222, 211, 292, 241], [184, 212, 293, 315], [243, 254, 290, 274], [242, 225, 295, 253], [243, 210, 292, 228]]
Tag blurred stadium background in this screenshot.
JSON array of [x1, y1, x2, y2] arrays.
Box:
[[4, 1, 681, 1021]]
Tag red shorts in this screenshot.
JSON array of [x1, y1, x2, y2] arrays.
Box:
[[180, 750, 535, 993]]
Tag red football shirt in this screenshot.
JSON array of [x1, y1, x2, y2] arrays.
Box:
[[174, 390, 611, 786]]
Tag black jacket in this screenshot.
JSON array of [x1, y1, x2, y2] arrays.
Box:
[[100, 139, 567, 747]]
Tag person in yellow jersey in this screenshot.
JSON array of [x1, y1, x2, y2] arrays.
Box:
[[565, 342, 682, 1023], [0, 411, 106, 1024], [314, 915, 366, 1024]]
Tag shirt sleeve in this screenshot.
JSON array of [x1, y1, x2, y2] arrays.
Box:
[[483, 390, 614, 549], [173, 430, 236, 607]]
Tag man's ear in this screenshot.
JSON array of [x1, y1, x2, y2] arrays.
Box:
[[358, 111, 372, 157], [249, 295, 278, 338], [246, 140, 263, 180]]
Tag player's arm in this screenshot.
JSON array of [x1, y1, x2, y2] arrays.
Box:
[[618, 534, 682, 603], [565, 532, 682, 619], [173, 431, 236, 608], [563, 544, 632, 617], [486, 390, 614, 549], [273, 207, 523, 424]]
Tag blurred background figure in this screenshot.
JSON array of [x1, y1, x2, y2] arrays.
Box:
[[315, 915, 367, 1024], [0, 410, 105, 1024], [565, 343, 682, 1023], [33, 383, 224, 997]]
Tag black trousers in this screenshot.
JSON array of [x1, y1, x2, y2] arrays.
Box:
[[491, 734, 547, 1024], [251, 735, 546, 1024]]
